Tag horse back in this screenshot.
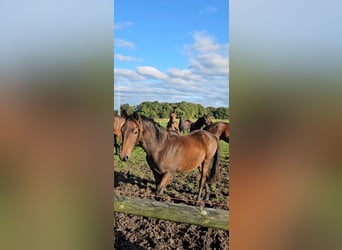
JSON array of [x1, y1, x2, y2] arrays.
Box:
[[171, 130, 217, 156], [157, 131, 217, 173]]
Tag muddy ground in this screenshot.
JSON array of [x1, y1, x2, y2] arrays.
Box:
[[114, 149, 229, 249]]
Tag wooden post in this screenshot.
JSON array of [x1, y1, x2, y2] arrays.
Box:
[[114, 195, 229, 231]]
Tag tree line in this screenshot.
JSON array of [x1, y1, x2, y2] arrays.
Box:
[[115, 101, 229, 120]]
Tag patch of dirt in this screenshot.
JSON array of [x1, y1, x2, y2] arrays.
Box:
[[114, 157, 229, 249], [114, 213, 229, 250]]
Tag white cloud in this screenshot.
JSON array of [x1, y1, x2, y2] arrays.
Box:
[[114, 68, 144, 80], [190, 53, 229, 75], [167, 68, 203, 81], [192, 31, 221, 53], [187, 31, 229, 76], [137, 66, 168, 79], [200, 6, 217, 15], [114, 31, 229, 108], [115, 54, 142, 62], [114, 21, 132, 30], [114, 38, 135, 49]]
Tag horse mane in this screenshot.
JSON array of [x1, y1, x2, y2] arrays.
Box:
[[127, 115, 175, 143]]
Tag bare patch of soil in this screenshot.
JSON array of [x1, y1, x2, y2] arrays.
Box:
[[114, 155, 229, 249], [114, 213, 229, 249]]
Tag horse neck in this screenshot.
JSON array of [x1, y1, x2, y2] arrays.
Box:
[[140, 120, 167, 155]]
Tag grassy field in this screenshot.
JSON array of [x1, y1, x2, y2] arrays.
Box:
[[114, 118, 229, 209]]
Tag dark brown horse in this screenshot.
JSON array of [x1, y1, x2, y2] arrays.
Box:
[[190, 115, 212, 132], [178, 115, 192, 134], [166, 111, 179, 132], [120, 112, 220, 202], [113, 110, 128, 155], [206, 122, 230, 143]]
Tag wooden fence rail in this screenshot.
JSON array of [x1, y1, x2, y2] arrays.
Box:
[[114, 195, 229, 231]]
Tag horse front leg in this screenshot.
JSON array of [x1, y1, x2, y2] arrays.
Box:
[[151, 169, 162, 192], [114, 135, 118, 155], [146, 156, 163, 194], [118, 135, 123, 154], [156, 172, 173, 196], [204, 183, 211, 201]]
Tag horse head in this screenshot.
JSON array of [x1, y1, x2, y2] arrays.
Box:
[[119, 112, 143, 161], [203, 115, 212, 126]]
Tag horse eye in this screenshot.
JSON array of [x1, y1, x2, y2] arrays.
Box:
[[134, 130, 138, 135]]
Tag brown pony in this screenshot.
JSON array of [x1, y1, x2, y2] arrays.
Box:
[[178, 115, 192, 134], [190, 115, 212, 132], [120, 112, 220, 202], [113, 110, 128, 155], [166, 111, 179, 132], [206, 122, 230, 143]]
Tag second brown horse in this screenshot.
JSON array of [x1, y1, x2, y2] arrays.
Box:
[[166, 111, 179, 132], [113, 110, 128, 155], [120, 112, 220, 202], [178, 115, 192, 134], [206, 122, 230, 143]]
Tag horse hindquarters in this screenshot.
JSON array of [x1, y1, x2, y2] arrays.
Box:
[[207, 139, 221, 183], [197, 140, 220, 203]]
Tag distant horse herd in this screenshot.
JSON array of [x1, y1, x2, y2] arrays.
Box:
[[114, 109, 229, 204]]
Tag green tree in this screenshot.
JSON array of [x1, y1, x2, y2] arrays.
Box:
[[215, 107, 229, 119], [120, 103, 135, 115]]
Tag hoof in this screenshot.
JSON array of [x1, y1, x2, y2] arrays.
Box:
[[204, 194, 210, 201], [196, 200, 205, 208]]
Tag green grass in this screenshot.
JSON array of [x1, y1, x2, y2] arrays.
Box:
[[114, 145, 153, 179]]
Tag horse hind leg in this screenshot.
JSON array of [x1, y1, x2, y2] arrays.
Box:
[[197, 161, 210, 203]]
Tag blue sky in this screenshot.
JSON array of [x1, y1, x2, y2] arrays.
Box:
[[114, 0, 229, 109]]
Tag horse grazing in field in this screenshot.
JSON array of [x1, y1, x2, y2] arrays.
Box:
[[190, 115, 212, 132], [113, 110, 128, 155], [120, 112, 220, 203], [178, 115, 192, 134], [166, 111, 179, 132], [206, 122, 230, 143]]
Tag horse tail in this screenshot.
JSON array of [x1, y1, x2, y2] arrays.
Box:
[[207, 138, 221, 183]]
